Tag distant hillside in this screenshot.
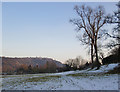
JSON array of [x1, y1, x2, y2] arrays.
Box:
[[1, 57, 65, 74]]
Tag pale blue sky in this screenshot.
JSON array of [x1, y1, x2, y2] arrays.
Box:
[[2, 2, 117, 63]]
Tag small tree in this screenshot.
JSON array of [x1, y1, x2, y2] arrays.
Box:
[[65, 56, 86, 70], [28, 64, 32, 73]]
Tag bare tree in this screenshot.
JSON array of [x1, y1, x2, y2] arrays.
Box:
[[65, 56, 86, 70], [70, 5, 108, 69], [106, 1, 120, 48]]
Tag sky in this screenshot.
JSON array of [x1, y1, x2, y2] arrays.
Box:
[[2, 2, 117, 63]]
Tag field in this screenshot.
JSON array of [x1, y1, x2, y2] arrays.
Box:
[[1, 64, 119, 90]]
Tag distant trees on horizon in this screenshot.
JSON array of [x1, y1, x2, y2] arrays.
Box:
[[16, 61, 59, 74], [65, 56, 90, 70]]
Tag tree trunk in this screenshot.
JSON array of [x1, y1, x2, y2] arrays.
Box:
[[91, 43, 94, 63], [91, 40, 94, 69], [94, 40, 101, 69]]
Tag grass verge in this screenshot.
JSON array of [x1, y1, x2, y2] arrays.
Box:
[[25, 75, 61, 82], [67, 73, 109, 77]]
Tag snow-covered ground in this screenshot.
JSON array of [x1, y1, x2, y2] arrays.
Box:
[[2, 63, 119, 90]]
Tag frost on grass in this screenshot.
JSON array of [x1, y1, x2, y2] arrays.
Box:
[[2, 63, 119, 90], [2, 73, 118, 90]]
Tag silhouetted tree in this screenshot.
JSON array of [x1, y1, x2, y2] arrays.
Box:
[[102, 1, 120, 64], [70, 5, 108, 69], [106, 1, 120, 48]]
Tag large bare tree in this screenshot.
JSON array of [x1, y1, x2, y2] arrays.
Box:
[[70, 5, 108, 69], [106, 1, 120, 48], [104, 1, 120, 63]]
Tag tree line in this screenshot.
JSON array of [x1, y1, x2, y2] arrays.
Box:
[[15, 61, 65, 74]]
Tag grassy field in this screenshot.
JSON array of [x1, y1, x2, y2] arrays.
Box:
[[2, 71, 118, 90]]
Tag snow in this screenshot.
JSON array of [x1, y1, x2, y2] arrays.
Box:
[[48, 71, 75, 76], [87, 63, 119, 73], [49, 63, 119, 75], [2, 63, 119, 90], [2, 74, 118, 90]]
